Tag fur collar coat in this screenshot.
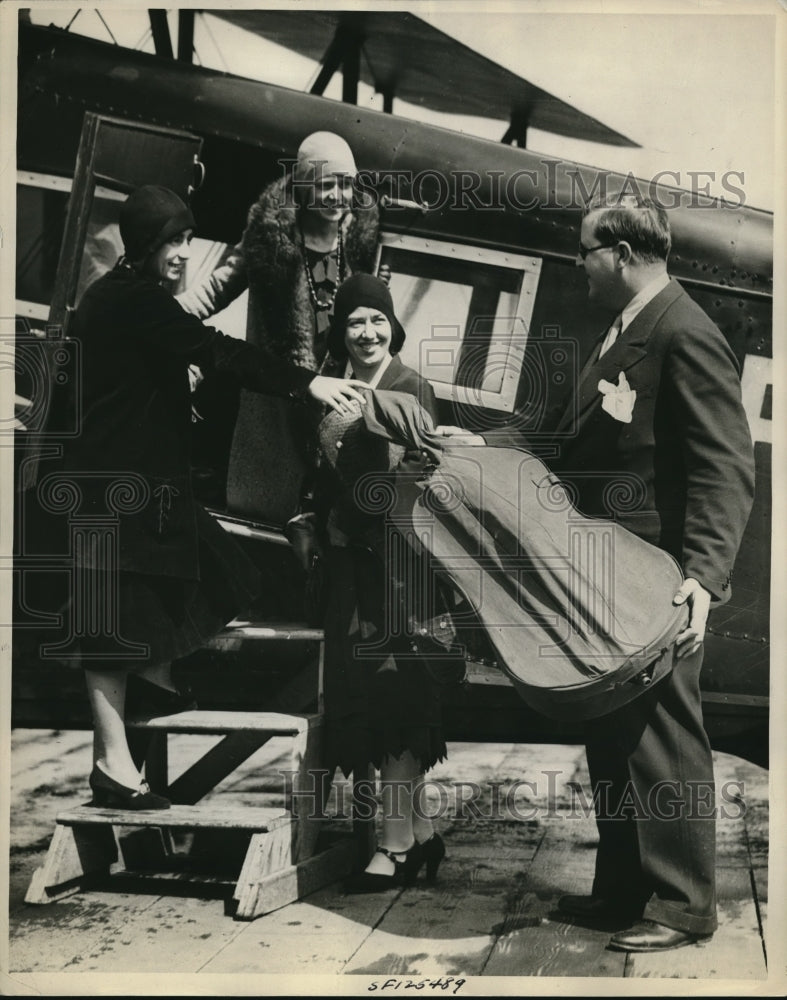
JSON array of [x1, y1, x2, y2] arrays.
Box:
[[241, 176, 380, 370]]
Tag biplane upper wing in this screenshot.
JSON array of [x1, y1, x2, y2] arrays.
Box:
[[209, 9, 639, 148]]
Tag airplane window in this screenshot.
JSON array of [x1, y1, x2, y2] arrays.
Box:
[[74, 187, 126, 305], [379, 234, 541, 413]]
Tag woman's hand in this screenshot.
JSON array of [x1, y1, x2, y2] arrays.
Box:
[[377, 263, 392, 286], [308, 376, 368, 413]]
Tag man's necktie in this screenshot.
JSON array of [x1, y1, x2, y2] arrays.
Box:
[[598, 314, 623, 359]]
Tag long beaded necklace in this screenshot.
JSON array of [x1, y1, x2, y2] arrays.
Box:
[[301, 224, 345, 312]]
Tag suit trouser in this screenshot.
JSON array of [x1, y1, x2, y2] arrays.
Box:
[[585, 646, 718, 935]]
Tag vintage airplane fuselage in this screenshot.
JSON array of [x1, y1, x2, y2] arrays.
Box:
[[12, 24, 771, 764]]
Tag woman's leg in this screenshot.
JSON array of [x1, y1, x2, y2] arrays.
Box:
[[84, 668, 143, 788], [412, 771, 436, 844], [364, 749, 420, 875]]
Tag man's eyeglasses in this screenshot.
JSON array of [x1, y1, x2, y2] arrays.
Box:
[[577, 242, 618, 260]]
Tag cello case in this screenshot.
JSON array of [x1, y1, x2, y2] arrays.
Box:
[[400, 447, 689, 721], [360, 390, 690, 722]]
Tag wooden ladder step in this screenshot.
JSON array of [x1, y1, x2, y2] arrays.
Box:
[[125, 709, 321, 733], [55, 803, 292, 831], [109, 868, 237, 889], [208, 620, 324, 651], [24, 612, 347, 919]]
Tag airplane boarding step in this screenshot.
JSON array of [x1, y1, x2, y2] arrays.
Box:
[[125, 709, 322, 734], [25, 624, 361, 920]]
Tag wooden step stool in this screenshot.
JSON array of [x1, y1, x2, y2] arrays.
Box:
[[25, 623, 361, 919]]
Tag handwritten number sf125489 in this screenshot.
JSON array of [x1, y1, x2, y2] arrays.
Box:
[[368, 978, 466, 993]]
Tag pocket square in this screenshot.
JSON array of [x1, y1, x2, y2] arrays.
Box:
[[598, 371, 636, 423]]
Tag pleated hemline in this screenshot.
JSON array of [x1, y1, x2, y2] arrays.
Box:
[[326, 720, 447, 778]]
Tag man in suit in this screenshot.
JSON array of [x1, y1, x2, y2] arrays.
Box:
[[551, 194, 754, 951], [437, 193, 755, 952]]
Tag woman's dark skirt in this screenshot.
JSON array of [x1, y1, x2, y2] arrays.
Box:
[[323, 544, 446, 778], [44, 505, 260, 672]]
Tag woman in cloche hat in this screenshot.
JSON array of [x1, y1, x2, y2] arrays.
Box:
[[48, 184, 366, 810], [314, 273, 448, 891]]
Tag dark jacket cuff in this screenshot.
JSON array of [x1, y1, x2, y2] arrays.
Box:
[[287, 368, 316, 401], [683, 567, 732, 605]]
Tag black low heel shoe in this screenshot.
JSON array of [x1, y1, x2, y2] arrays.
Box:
[[89, 767, 171, 810], [344, 842, 424, 894], [419, 832, 446, 883], [125, 674, 197, 718]]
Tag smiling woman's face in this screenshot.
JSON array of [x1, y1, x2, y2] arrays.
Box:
[[146, 229, 193, 283], [300, 172, 354, 225], [344, 306, 392, 374]]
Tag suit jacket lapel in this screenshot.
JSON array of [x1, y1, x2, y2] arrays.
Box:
[[555, 280, 683, 435]]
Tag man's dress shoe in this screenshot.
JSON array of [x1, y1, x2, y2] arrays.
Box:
[[608, 919, 712, 952], [558, 894, 642, 922]]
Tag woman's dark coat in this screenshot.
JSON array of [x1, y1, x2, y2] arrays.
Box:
[[59, 266, 314, 581]]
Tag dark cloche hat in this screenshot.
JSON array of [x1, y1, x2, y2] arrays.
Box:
[[327, 273, 406, 361], [119, 185, 195, 261]]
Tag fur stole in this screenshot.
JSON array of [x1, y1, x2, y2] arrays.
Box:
[[241, 176, 380, 370]]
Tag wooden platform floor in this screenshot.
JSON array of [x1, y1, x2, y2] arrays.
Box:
[[5, 729, 771, 992]]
